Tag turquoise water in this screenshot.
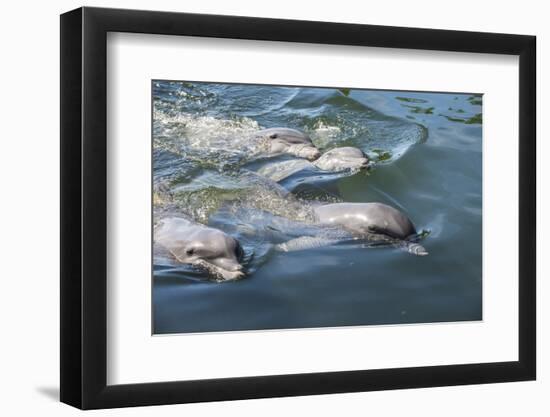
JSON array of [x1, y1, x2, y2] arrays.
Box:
[[152, 81, 482, 334]]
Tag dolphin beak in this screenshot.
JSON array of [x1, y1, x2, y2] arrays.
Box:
[[308, 149, 321, 161], [226, 262, 243, 272], [222, 260, 246, 281], [193, 259, 245, 281], [219, 266, 245, 281]]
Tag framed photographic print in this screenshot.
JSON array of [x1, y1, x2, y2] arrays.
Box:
[[60, 6, 536, 409]]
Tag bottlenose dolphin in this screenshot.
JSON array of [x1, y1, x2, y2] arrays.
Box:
[[154, 217, 245, 281]]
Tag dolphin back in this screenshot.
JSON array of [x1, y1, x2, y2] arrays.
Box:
[[276, 236, 340, 252]]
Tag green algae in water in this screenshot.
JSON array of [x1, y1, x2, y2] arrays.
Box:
[[371, 148, 393, 162], [465, 113, 482, 124], [468, 95, 482, 106], [338, 88, 351, 97], [448, 107, 465, 113], [404, 105, 434, 114], [440, 112, 482, 124], [395, 96, 429, 103]]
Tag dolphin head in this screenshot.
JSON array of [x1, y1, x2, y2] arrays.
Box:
[[258, 128, 321, 161], [154, 218, 245, 281], [288, 144, 322, 161], [313, 147, 370, 171], [184, 229, 245, 281]]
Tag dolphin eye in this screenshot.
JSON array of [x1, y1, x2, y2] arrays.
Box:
[[186, 248, 195, 256], [269, 133, 278, 139]]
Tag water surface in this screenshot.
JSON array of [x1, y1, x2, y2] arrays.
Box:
[[152, 81, 482, 334]]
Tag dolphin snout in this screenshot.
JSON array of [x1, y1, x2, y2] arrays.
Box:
[[219, 262, 245, 281], [307, 149, 321, 161], [226, 269, 245, 280], [228, 262, 243, 271], [216, 258, 243, 272]]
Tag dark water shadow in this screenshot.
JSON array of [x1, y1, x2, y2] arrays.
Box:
[[36, 386, 59, 401]]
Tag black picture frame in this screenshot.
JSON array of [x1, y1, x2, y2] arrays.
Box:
[[60, 6, 536, 410]]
